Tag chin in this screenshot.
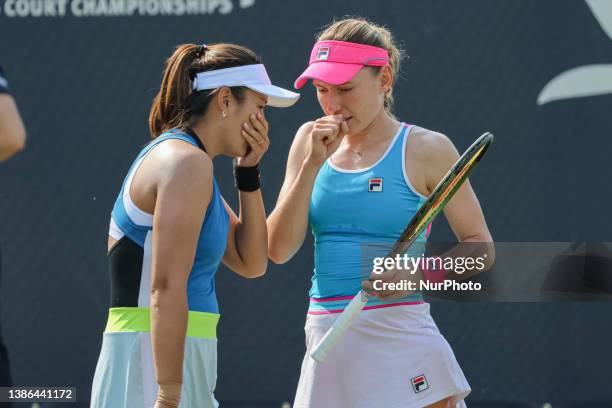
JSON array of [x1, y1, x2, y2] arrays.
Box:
[[348, 117, 367, 132], [349, 121, 365, 134]]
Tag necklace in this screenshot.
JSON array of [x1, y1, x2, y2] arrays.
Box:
[[347, 147, 363, 158]]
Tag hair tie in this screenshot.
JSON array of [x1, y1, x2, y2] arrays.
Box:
[[195, 44, 208, 59]]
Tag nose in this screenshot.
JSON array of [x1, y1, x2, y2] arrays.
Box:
[[324, 93, 342, 115]]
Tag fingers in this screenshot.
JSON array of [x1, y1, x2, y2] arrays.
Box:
[[238, 126, 268, 167], [312, 116, 349, 146], [241, 128, 263, 151], [249, 112, 268, 135], [340, 120, 349, 135], [243, 120, 268, 147], [257, 112, 269, 131], [315, 114, 344, 125], [313, 123, 342, 144], [314, 123, 341, 131], [240, 129, 268, 152], [361, 280, 378, 297], [363, 269, 413, 299], [312, 127, 337, 144], [306, 115, 348, 166], [241, 112, 269, 149], [361, 281, 405, 299], [241, 114, 269, 157], [242, 124, 262, 146], [323, 118, 347, 154]]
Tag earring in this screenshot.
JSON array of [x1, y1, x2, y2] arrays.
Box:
[[222, 111, 227, 118]]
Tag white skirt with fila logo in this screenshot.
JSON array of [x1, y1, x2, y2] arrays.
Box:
[[294, 302, 470, 408]]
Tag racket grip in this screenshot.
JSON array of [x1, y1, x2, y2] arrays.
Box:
[[309, 291, 369, 363]]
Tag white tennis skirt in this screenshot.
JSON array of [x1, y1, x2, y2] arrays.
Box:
[[294, 303, 470, 408], [90, 308, 220, 408]]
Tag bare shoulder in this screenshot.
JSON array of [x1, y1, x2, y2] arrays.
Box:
[[404, 126, 461, 195], [297, 121, 315, 135], [286, 121, 314, 163], [0, 93, 15, 109], [406, 125, 459, 162], [292, 121, 314, 150], [151, 139, 213, 188], [0, 93, 14, 105]]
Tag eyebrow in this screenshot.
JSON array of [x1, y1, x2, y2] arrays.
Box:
[[312, 81, 353, 88]]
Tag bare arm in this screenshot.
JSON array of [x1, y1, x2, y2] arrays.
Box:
[[221, 191, 268, 278], [267, 117, 347, 264], [0, 94, 26, 162], [150, 148, 213, 406], [267, 122, 318, 264], [221, 112, 271, 278], [421, 131, 495, 278]]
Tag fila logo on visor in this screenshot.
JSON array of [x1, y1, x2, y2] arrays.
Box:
[[411, 374, 429, 393], [317, 46, 330, 61], [368, 178, 383, 192]]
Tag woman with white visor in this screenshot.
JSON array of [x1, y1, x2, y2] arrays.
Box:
[[90, 42, 299, 408]]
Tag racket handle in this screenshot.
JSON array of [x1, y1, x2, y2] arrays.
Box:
[[310, 291, 369, 363]]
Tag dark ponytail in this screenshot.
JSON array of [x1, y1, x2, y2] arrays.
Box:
[[149, 43, 262, 138]]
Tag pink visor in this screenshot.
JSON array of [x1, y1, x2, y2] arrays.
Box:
[[294, 40, 389, 89]]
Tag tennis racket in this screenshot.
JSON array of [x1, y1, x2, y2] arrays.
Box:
[[310, 131, 494, 363]]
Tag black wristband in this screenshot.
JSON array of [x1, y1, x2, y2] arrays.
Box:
[[233, 161, 261, 192]]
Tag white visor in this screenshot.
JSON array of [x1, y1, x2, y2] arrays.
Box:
[[192, 64, 300, 108]]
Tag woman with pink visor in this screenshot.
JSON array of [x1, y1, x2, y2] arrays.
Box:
[[268, 18, 494, 408]]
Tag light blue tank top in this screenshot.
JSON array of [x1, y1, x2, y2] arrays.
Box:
[[308, 123, 428, 313], [110, 129, 230, 314]]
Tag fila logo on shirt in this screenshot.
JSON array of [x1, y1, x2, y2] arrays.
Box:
[[368, 178, 383, 192], [317, 46, 330, 61], [411, 374, 429, 393]]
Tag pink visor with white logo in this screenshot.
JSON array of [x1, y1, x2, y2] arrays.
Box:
[[294, 40, 389, 89]]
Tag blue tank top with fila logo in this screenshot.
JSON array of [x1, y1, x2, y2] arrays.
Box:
[[308, 123, 429, 314]]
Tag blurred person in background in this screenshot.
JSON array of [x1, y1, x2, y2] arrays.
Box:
[[0, 66, 26, 161], [0, 63, 26, 407]]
